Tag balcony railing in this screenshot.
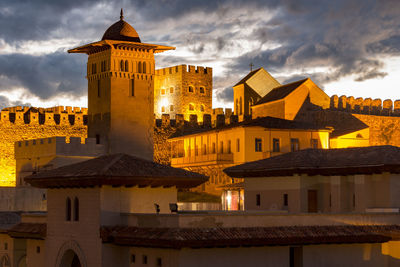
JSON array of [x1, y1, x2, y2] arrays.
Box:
[[171, 153, 234, 167]]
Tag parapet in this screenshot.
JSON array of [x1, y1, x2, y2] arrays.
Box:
[[15, 136, 105, 159], [1, 106, 88, 126], [329, 95, 400, 117], [155, 64, 212, 76], [155, 108, 241, 129]]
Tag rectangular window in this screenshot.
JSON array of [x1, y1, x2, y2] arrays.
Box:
[[18, 141, 21, 147], [97, 79, 101, 97], [219, 141, 224, 154], [273, 138, 280, 152], [48, 138, 52, 144], [311, 138, 318, 149], [212, 143, 216, 154], [228, 140, 231, 153], [283, 194, 288, 206], [130, 79, 135, 96], [131, 254, 135, 263], [4, 243, 7, 250], [36, 246, 40, 254], [142, 255, 148, 264], [157, 258, 162, 267], [170, 105, 174, 112], [353, 194, 356, 208], [255, 138, 262, 152], [236, 138, 240, 152], [290, 138, 300, 152], [290, 246, 303, 267], [96, 134, 100, 145], [33, 140, 36, 145], [256, 194, 261, 206]]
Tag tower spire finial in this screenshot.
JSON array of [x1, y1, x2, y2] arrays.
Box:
[[120, 8, 124, 20]]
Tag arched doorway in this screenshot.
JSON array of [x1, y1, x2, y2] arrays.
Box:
[[0, 254, 10, 267], [60, 250, 81, 267]]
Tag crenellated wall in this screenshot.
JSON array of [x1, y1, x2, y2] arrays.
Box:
[[330, 95, 400, 116], [0, 106, 88, 186]]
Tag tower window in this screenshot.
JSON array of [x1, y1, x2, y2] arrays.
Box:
[[273, 138, 280, 152], [170, 87, 174, 94], [143, 62, 146, 74], [120, 60, 124, 72], [74, 197, 79, 221], [125, 60, 129, 72], [170, 105, 174, 112], [236, 138, 240, 152], [138, 62, 142, 73], [130, 79, 135, 96], [161, 106, 166, 113], [200, 105, 205, 112], [188, 86, 194, 93], [66, 197, 71, 221], [200, 87, 205, 94], [189, 104, 194, 111], [161, 89, 166, 95]]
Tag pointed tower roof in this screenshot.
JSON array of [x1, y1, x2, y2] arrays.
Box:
[[101, 9, 141, 42]]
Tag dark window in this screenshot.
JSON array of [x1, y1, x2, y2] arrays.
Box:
[[138, 62, 142, 73], [143, 62, 147, 74], [142, 255, 148, 264], [256, 194, 261, 206], [283, 194, 288, 206], [130, 254, 135, 263], [4, 243, 7, 250], [130, 79, 135, 96], [74, 197, 79, 221], [200, 87, 205, 94], [48, 138, 52, 144], [290, 138, 300, 152], [125, 60, 129, 72], [18, 141, 21, 147], [273, 138, 280, 152], [290, 246, 303, 267], [188, 86, 194, 93], [189, 104, 194, 111], [311, 139, 318, 149], [329, 194, 332, 207], [255, 138, 262, 152], [120, 60, 124, 71], [97, 79, 101, 97], [66, 197, 71, 221], [95, 134, 100, 145], [227, 140, 231, 153], [236, 139, 240, 152], [219, 141, 224, 154], [36, 246, 40, 254], [200, 105, 205, 112], [157, 258, 162, 266]]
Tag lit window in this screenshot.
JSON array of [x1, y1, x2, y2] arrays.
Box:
[[290, 138, 300, 152], [170, 105, 174, 112], [273, 138, 280, 152], [161, 106, 166, 113], [188, 86, 194, 93], [255, 138, 262, 152], [170, 87, 174, 94], [200, 105, 205, 112], [189, 104, 194, 111], [161, 89, 166, 95], [200, 87, 205, 94]]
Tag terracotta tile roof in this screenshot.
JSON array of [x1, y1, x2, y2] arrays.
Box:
[[25, 154, 208, 189], [8, 223, 46, 240], [224, 146, 400, 178], [234, 68, 262, 86], [0, 212, 21, 233], [255, 79, 308, 106], [100, 225, 398, 248], [170, 116, 327, 139]]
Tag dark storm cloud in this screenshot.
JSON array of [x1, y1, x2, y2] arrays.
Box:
[[0, 0, 400, 103], [0, 95, 30, 110], [0, 52, 86, 99]]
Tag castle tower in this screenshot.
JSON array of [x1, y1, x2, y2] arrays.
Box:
[[68, 10, 174, 160]]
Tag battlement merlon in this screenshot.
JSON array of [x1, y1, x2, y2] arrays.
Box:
[[329, 95, 400, 116], [14, 136, 105, 159], [155, 64, 212, 76]]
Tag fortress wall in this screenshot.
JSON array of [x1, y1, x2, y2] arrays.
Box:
[[330, 95, 400, 116]]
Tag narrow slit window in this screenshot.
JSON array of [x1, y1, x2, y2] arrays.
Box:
[[74, 197, 79, 221], [66, 197, 71, 221]]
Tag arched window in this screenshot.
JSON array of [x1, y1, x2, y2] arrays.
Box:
[[143, 62, 146, 73], [120, 60, 124, 72], [189, 104, 195, 111], [74, 197, 79, 221], [125, 60, 129, 72], [66, 197, 71, 221], [200, 105, 205, 112], [138, 62, 142, 73], [235, 99, 239, 115], [188, 86, 194, 93], [239, 97, 243, 115]]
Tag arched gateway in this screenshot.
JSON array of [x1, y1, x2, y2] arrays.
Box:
[[55, 240, 86, 267], [60, 250, 81, 267]]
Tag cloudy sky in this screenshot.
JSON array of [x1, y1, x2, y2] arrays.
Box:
[[0, 0, 399, 109]]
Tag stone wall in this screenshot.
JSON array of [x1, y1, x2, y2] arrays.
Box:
[[330, 95, 400, 116]]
